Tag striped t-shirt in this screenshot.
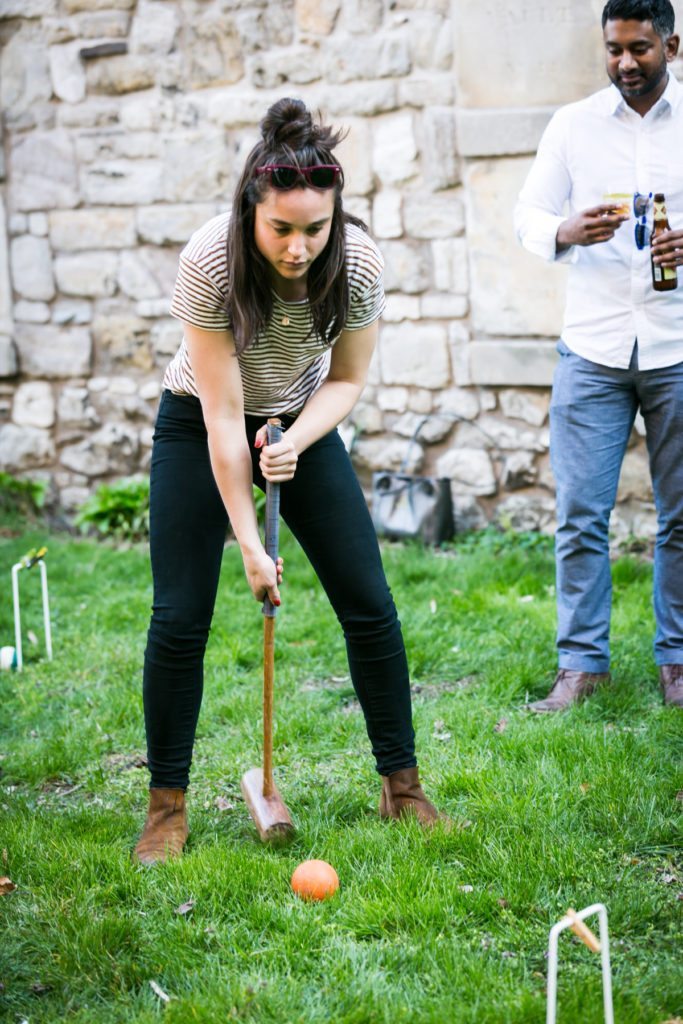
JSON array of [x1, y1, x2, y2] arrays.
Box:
[[164, 213, 385, 416]]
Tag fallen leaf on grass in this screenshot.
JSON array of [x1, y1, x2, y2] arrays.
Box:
[[518, 595, 535, 603], [459, 884, 474, 893], [429, 599, 437, 615], [676, 790, 683, 802], [579, 783, 591, 794], [432, 719, 452, 741], [214, 797, 234, 812], [676, 893, 683, 902], [30, 981, 51, 995], [0, 877, 16, 895], [659, 873, 677, 885], [493, 718, 508, 734], [501, 950, 516, 959], [149, 980, 171, 1003], [175, 899, 195, 916], [497, 898, 509, 908]]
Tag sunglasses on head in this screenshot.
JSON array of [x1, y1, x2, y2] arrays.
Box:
[[255, 164, 342, 190]]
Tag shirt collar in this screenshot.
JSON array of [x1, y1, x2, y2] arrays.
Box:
[[607, 71, 681, 117]]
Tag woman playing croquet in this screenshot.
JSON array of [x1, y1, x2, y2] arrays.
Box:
[[134, 98, 442, 865]]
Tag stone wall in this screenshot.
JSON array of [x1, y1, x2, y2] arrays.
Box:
[[1, 0, 681, 536]]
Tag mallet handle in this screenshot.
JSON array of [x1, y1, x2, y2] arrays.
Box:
[[262, 418, 282, 797]]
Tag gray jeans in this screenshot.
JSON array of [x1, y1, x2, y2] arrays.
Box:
[[550, 340, 683, 672]]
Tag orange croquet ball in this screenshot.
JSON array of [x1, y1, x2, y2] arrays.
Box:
[[290, 859, 339, 901]]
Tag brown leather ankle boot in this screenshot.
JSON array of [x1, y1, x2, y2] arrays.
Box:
[[133, 788, 189, 866], [379, 767, 441, 826]]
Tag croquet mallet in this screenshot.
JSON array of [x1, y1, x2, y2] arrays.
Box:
[[240, 418, 295, 842]]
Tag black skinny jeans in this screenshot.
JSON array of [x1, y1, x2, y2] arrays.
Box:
[[143, 390, 416, 789]]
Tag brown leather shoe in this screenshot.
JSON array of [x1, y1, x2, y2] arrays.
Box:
[[133, 787, 189, 866], [660, 664, 683, 707], [379, 767, 441, 826], [526, 669, 609, 713]]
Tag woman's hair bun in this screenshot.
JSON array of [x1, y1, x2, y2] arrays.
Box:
[[260, 98, 316, 148]]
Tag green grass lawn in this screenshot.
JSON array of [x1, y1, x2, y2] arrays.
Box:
[[0, 526, 681, 1023]]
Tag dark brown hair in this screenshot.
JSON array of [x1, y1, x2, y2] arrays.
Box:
[[225, 97, 366, 354]]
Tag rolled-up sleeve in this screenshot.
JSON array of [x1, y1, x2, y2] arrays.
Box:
[[514, 111, 575, 264]]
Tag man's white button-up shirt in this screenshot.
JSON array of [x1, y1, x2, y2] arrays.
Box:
[[514, 73, 683, 371]]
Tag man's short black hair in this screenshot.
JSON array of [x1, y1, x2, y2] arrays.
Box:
[[602, 0, 676, 38]]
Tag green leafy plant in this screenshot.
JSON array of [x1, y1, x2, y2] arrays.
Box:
[[0, 471, 47, 528], [75, 476, 150, 541]]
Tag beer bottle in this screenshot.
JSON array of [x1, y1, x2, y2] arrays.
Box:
[[651, 192, 677, 292]]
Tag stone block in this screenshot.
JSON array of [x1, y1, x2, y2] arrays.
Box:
[[136, 204, 217, 245], [340, 0, 384, 33], [465, 158, 567, 336], [373, 191, 402, 239], [469, 339, 557, 387], [408, 389, 433, 414], [15, 324, 92, 378], [58, 386, 98, 425], [422, 107, 460, 191], [130, 0, 179, 54], [48, 42, 86, 104], [350, 401, 383, 434], [373, 113, 418, 185], [405, 12, 452, 71], [617, 447, 654, 502], [80, 159, 163, 205], [60, 422, 139, 477], [10, 236, 55, 302], [150, 320, 183, 356], [208, 92, 277, 127], [382, 241, 432, 294], [93, 313, 152, 369], [326, 32, 411, 84], [162, 132, 231, 202], [394, 411, 452, 443], [75, 131, 159, 163], [502, 451, 538, 490], [49, 209, 136, 252], [436, 386, 479, 421], [1, 0, 57, 14], [12, 381, 55, 429], [85, 55, 154, 94], [57, 97, 119, 129], [456, 106, 556, 157], [249, 47, 322, 88], [457, 414, 547, 452], [62, 0, 135, 11], [0, 337, 18, 378], [493, 494, 556, 533], [322, 80, 398, 117], [28, 213, 49, 237], [9, 131, 79, 212], [54, 252, 119, 298], [421, 293, 468, 319], [52, 300, 92, 325], [452, 494, 488, 532], [71, 10, 131, 37], [0, 28, 53, 125], [379, 322, 450, 389], [15, 301, 50, 324], [382, 295, 420, 323], [344, 197, 371, 224], [180, 16, 243, 91], [377, 386, 409, 413], [453, 0, 605, 108], [335, 119, 373, 197], [352, 437, 423, 473], [448, 321, 471, 386], [0, 424, 55, 472], [432, 238, 469, 294], [499, 389, 550, 427], [397, 74, 454, 108], [403, 191, 465, 239], [124, 247, 177, 300], [295, 0, 340, 34], [436, 446, 496, 496]]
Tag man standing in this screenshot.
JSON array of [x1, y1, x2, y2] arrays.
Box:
[[515, 0, 683, 711]]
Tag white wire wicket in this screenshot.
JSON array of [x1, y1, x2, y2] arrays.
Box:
[[11, 556, 52, 672], [546, 903, 613, 1024]]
